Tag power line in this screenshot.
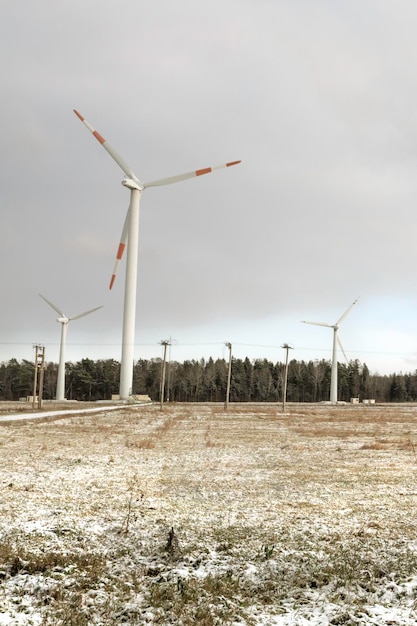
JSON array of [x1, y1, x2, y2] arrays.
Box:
[[0, 341, 415, 358]]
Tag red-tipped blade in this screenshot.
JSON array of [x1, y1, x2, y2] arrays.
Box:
[[144, 160, 241, 188], [109, 208, 129, 290], [73, 109, 140, 181]]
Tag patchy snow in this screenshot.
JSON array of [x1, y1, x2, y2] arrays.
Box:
[[1, 402, 417, 624]]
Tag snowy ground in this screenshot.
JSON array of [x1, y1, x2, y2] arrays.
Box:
[[1, 402, 417, 625]]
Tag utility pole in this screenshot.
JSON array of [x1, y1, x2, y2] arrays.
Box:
[[33, 344, 45, 409], [281, 343, 293, 413], [159, 339, 171, 410], [166, 337, 172, 402], [224, 342, 232, 411], [165, 336, 177, 402]]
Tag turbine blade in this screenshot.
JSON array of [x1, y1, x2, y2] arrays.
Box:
[[337, 335, 349, 363], [73, 110, 140, 182], [109, 207, 130, 290], [143, 160, 241, 189], [336, 297, 359, 326], [70, 305, 103, 322], [39, 293, 65, 318], [301, 320, 332, 328]]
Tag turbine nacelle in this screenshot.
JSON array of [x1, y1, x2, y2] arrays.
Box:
[[57, 317, 69, 324], [122, 177, 143, 191]]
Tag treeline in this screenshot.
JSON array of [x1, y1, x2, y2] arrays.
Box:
[[0, 357, 415, 403]]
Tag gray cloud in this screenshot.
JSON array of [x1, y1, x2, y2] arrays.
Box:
[[2, 1, 417, 373]]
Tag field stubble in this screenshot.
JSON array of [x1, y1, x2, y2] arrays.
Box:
[[1, 402, 417, 624]]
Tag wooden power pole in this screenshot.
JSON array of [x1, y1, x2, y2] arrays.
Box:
[[159, 339, 170, 410], [281, 343, 293, 413], [224, 342, 232, 410], [33, 344, 45, 409]]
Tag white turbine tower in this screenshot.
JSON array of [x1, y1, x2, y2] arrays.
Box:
[[301, 298, 358, 404], [39, 294, 103, 401], [73, 109, 241, 400]]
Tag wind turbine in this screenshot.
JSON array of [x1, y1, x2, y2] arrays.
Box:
[[73, 109, 241, 400], [39, 294, 103, 401], [301, 298, 358, 403]]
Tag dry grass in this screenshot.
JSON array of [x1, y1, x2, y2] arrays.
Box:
[[2, 401, 417, 623], [125, 436, 156, 449]]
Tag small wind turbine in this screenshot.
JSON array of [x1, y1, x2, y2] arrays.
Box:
[[74, 109, 240, 399], [301, 298, 358, 403], [39, 294, 103, 401]]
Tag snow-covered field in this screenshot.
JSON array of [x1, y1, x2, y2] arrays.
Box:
[[1, 401, 417, 625]]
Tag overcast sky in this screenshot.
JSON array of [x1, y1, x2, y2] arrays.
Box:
[[2, 0, 417, 375]]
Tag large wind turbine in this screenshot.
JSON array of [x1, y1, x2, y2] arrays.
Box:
[[301, 298, 358, 403], [39, 294, 103, 401], [73, 109, 241, 400]]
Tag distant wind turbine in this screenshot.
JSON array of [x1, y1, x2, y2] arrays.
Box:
[[73, 109, 241, 399], [39, 294, 103, 401], [301, 298, 358, 403]]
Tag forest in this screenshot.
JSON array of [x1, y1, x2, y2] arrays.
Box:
[[0, 356, 415, 404]]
